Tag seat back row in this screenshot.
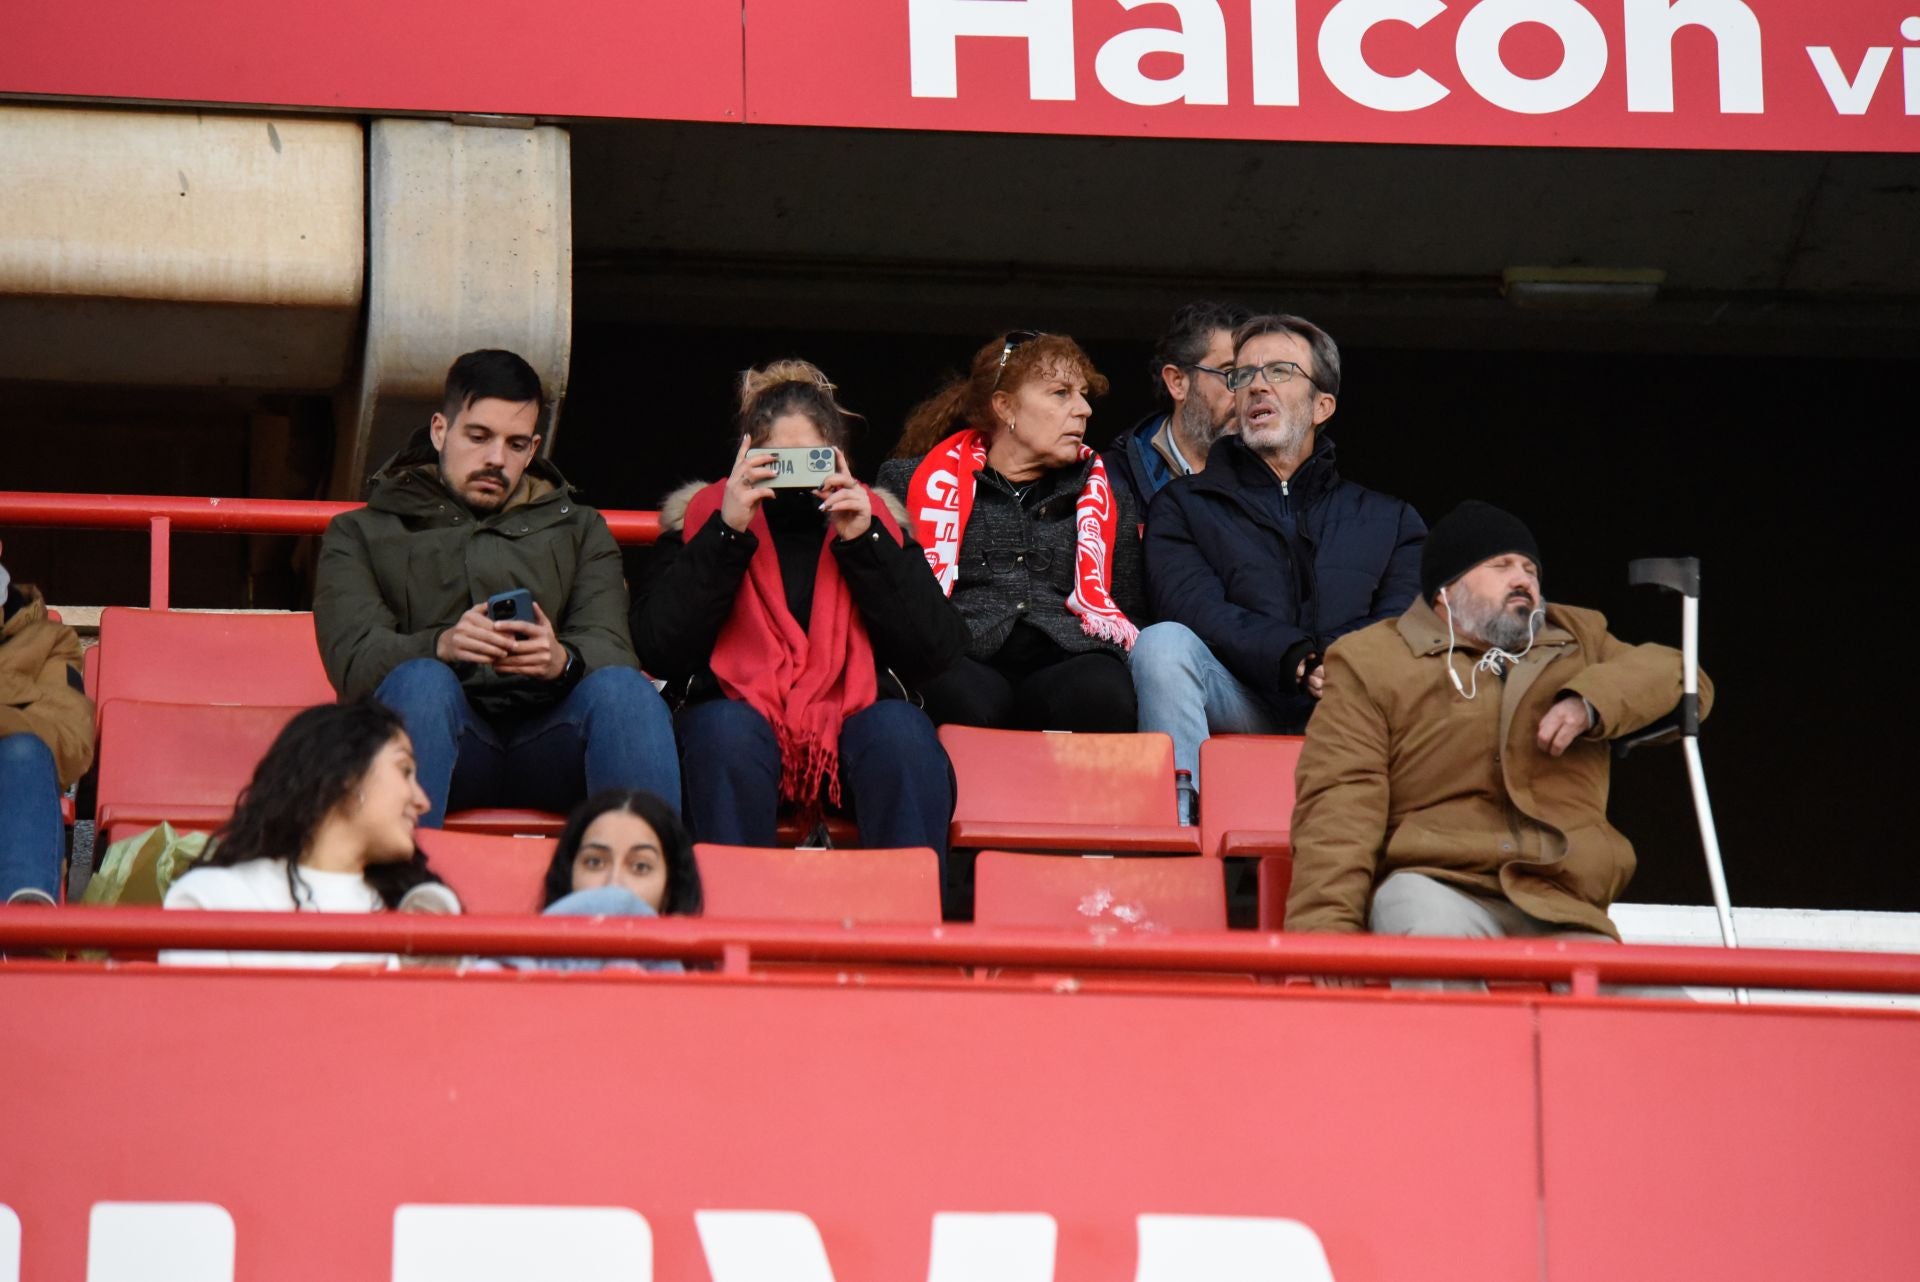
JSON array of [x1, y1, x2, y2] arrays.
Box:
[[91, 607, 568, 842], [85, 609, 1306, 924], [422, 834, 1225, 931]]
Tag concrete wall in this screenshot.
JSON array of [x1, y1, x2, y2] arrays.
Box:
[[0, 104, 575, 503], [0, 105, 363, 388]]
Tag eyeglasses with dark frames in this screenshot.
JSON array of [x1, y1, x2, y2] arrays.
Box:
[[1178, 362, 1234, 383], [992, 330, 1045, 389], [1224, 359, 1330, 393]]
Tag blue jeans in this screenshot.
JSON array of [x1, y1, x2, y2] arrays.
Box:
[[676, 698, 954, 870], [374, 659, 680, 828], [0, 732, 63, 902], [1130, 622, 1286, 811]]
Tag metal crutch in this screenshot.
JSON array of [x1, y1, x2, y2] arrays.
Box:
[[1627, 559, 1743, 998]]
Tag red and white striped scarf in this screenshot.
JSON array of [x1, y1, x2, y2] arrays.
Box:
[[905, 429, 1138, 651]]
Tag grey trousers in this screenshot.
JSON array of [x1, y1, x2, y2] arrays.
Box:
[[1368, 871, 1612, 942], [1368, 871, 1614, 993]]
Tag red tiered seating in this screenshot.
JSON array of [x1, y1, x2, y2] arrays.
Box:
[[973, 850, 1226, 931], [1197, 734, 1305, 929], [89, 606, 566, 838], [88, 608, 332, 846], [415, 830, 556, 915], [694, 844, 942, 923], [938, 727, 1201, 856], [94, 699, 307, 845], [95, 607, 335, 706]]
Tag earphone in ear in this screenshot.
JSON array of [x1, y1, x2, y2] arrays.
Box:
[[1440, 586, 1543, 701]]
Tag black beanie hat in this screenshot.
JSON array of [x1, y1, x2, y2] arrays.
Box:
[[1420, 501, 1542, 602]]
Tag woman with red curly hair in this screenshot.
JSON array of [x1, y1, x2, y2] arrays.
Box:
[[878, 331, 1148, 733]]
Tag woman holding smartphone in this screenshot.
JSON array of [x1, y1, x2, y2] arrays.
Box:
[[631, 361, 967, 880]]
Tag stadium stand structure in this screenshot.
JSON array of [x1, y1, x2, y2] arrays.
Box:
[[1197, 734, 1304, 929], [414, 830, 557, 916], [695, 844, 942, 924], [939, 725, 1200, 857]]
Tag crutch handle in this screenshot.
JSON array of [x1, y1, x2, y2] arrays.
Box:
[[1628, 556, 1699, 598]]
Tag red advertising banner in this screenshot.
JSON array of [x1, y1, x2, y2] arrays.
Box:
[[5, 2, 1917, 150], [3, 965, 1918, 1280], [745, 0, 1920, 152], [5, 0, 742, 122]]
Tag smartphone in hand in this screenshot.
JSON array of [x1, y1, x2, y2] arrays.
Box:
[[486, 588, 535, 625]]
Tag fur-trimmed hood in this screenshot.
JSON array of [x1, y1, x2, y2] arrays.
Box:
[[659, 479, 910, 536]]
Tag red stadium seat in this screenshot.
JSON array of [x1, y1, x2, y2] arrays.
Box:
[[774, 813, 861, 847], [973, 850, 1227, 931], [94, 699, 305, 845], [694, 844, 942, 923], [90, 610, 331, 845], [1198, 735, 1305, 929], [939, 727, 1201, 855], [440, 809, 567, 838], [95, 607, 334, 707], [90, 607, 551, 838], [415, 830, 556, 915]]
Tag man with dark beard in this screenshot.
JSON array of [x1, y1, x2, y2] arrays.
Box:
[[1287, 502, 1711, 939], [1106, 301, 1249, 514], [314, 349, 679, 829], [1133, 313, 1424, 820]]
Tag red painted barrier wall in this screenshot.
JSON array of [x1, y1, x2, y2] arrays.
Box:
[[2, 963, 1916, 1280], [7, 2, 1917, 152], [6, 0, 743, 121]]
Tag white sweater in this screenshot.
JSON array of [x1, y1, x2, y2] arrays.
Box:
[[162, 857, 461, 969]]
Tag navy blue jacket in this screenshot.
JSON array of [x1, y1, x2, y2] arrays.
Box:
[[1104, 412, 1179, 518], [1145, 434, 1425, 728]]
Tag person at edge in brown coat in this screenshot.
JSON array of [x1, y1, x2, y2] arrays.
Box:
[[1286, 501, 1712, 942], [0, 538, 95, 907]]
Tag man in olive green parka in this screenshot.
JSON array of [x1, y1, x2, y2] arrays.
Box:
[[314, 350, 679, 828]]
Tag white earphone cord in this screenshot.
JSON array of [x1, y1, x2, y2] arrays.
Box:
[[1442, 587, 1546, 700]]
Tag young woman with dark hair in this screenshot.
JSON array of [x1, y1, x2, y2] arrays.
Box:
[[631, 361, 965, 881], [162, 699, 460, 967], [540, 788, 701, 916], [877, 331, 1148, 733]]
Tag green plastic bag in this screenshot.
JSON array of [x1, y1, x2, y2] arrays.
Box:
[[81, 822, 211, 907]]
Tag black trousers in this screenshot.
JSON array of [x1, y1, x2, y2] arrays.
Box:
[[919, 623, 1136, 733]]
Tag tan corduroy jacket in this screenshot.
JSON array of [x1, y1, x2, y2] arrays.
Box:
[[0, 587, 96, 788], [1287, 598, 1712, 939]]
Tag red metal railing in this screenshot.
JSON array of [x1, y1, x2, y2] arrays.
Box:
[[5, 908, 1920, 996], [0, 491, 664, 609]]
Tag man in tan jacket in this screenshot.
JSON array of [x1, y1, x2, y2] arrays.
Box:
[[1287, 502, 1710, 940], [0, 539, 95, 906]]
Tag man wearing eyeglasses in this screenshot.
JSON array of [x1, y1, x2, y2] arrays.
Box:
[[1134, 314, 1425, 822], [1106, 301, 1250, 516]]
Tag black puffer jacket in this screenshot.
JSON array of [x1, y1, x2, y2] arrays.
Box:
[[876, 453, 1149, 662], [1145, 435, 1425, 727], [632, 483, 969, 705]]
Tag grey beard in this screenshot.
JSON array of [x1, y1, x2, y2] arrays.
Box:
[[1243, 413, 1311, 460], [1175, 392, 1232, 455], [1452, 589, 1544, 652]]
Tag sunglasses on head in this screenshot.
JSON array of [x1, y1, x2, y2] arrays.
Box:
[[992, 330, 1047, 389]]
